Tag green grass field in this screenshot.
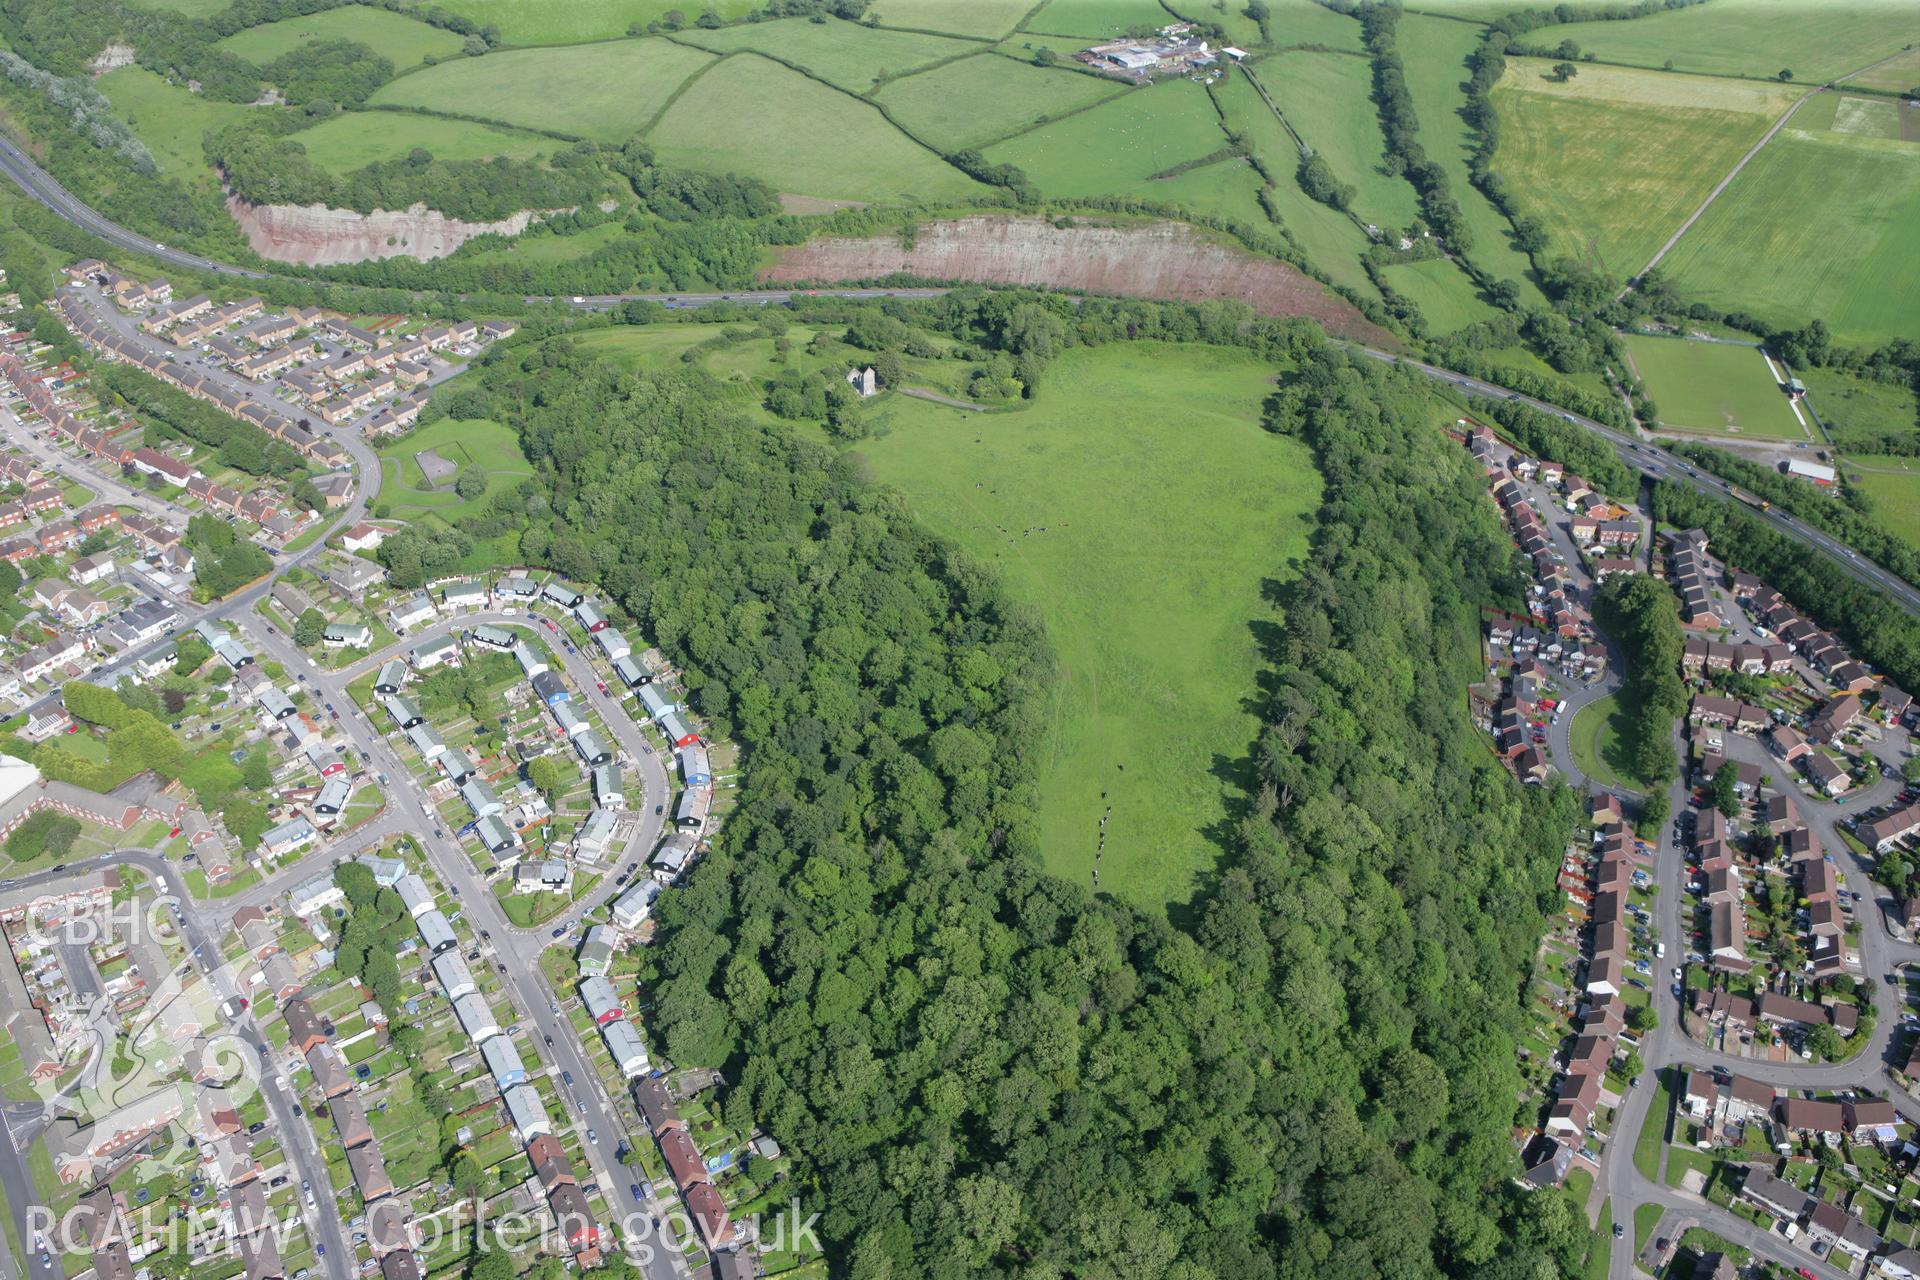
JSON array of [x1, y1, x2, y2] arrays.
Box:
[[217, 7, 465, 66], [1659, 128, 1920, 345], [98, 68, 255, 188], [1227, 0, 1363, 51], [1023, 0, 1188, 39], [1398, 13, 1549, 306], [651, 54, 985, 202], [1844, 458, 1920, 552], [1269, 50, 1423, 231], [874, 0, 1035, 39], [1382, 257, 1502, 333], [1623, 334, 1806, 439], [855, 342, 1321, 914], [1570, 693, 1653, 792], [376, 418, 532, 568], [1850, 45, 1920, 94], [1531, 0, 1918, 84], [875, 52, 1126, 152], [984, 81, 1229, 197], [671, 16, 975, 92], [1803, 366, 1918, 452], [1118, 155, 1272, 226], [398, 0, 759, 44], [1490, 61, 1793, 280], [1213, 73, 1380, 299], [287, 112, 559, 172], [369, 41, 715, 141]]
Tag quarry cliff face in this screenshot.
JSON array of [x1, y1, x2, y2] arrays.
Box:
[[761, 215, 1394, 345], [226, 197, 544, 266]]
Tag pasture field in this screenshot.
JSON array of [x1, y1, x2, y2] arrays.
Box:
[[984, 82, 1229, 197], [650, 55, 986, 202], [1659, 129, 1920, 345], [1490, 61, 1790, 279], [1211, 74, 1379, 299], [1807, 93, 1917, 143], [874, 52, 1127, 152], [855, 342, 1322, 913], [288, 113, 557, 172], [671, 17, 975, 93], [1622, 335, 1805, 440], [216, 7, 464, 66], [98, 69, 254, 187], [1850, 46, 1920, 94], [1382, 257, 1502, 334], [397, 0, 758, 45], [1213, 0, 1362, 51], [1801, 367, 1918, 453], [1023, 0, 1190, 39], [871, 0, 1035, 39], [1398, 14, 1548, 306], [1268, 51, 1423, 231], [1120, 156, 1271, 228], [1531, 0, 1918, 83], [1844, 459, 1920, 552], [368, 41, 714, 141]]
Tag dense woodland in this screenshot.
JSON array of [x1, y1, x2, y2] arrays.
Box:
[[452, 311, 1586, 1278]]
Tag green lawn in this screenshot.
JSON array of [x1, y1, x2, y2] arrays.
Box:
[[369, 40, 717, 141], [671, 17, 977, 93], [1213, 72, 1380, 299], [1022, 0, 1186, 39], [1632, 1071, 1677, 1180], [1490, 60, 1794, 281], [1633, 1201, 1665, 1252], [1398, 14, 1548, 305], [1623, 334, 1806, 439], [375, 416, 531, 568], [286, 111, 560, 173], [1845, 458, 1920, 553], [853, 342, 1321, 913], [398, 0, 760, 44], [97, 68, 256, 189], [1529, 0, 1917, 84], [217, 7, 465, 66], [1570, 692, 1655, 793], [1268, 49, 1423, 232], [1660, 125, 1920, 346], [1381, 257, 1503, 335], [874, 52, 1127, 152], [984, 80, 1230, 198], [650, 54, 986, 202], [1805, 365, 1918, 453], [873, 0, 1034, 38], [1585, 1198, 1612, 1280]]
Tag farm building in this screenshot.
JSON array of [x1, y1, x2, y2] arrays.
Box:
[[1786, 459, 1836, 485]]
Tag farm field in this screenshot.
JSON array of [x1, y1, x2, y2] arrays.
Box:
[[1531, 0, 1918, 83], [871, 0, 1035, 39], [367, 41, 715, 141], [1023, 0, 1189, 39], [1623, 334, 1806, 440], [1382, 257, 1502, 334], [1397, 13, 1549, 306], [1211, 74, 1379, 299], [1218, 0, 1362, 51], [670, 17, 976, 93], [397, 0, 759, 44], [216, 7, 464, 66], [1117, 157, 1271, 228], [874, 53, 1126, 152], [1844, 458, 1920, 553], [1802, 366, 1918, 453], [1490, 60, 1792, 279], [1658, 128, 1920, 345], [1267, 50, 1423, 231], [650, 55, 986, 202], [855, 342, 1321, 914], [984, 82, 1228, 197], [98, 69, 255, 188], [287, 113, 558, 173], [1849, 46, 1920, 94], [376, 417, 532, 570]]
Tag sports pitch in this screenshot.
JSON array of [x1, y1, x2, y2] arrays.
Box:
[[1623, 334, 1806, 440]]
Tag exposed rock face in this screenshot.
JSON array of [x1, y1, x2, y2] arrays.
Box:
[[90, 43, 136, 74], [762, 214, 1395, 345], [225, 197, 547, 266]]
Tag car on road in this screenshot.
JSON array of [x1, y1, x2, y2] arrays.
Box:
[[545, 1034, 553, 1046], [587, 1129, 598, 1144], [1611, 1223, 1623, 1239], [563, 1070, 574, 1086], [39, 1252, 51, 1268], [655, 804, 664, 815], [630, 1183, 644, 1202], [316, 1245, 326, 1258], [597, 681, 608, 693], [551, 927, 565, 938]]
